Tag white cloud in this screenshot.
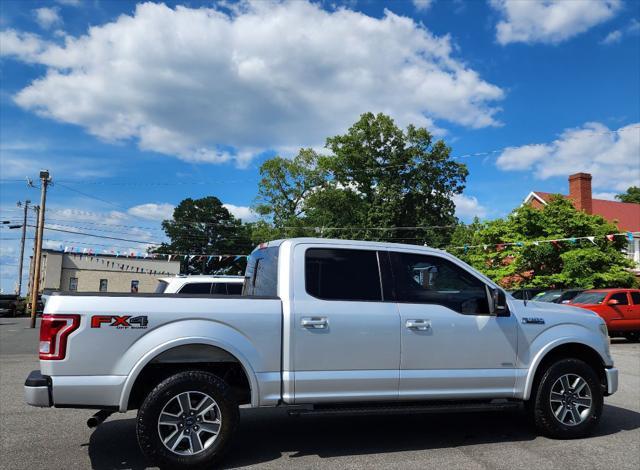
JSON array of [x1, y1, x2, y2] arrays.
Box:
[[33, 7, 62, 30], [1, 1, 503, 166], [412, 0, 434, 12], [127, 203, 175, 221], [223, 203, 258, 222], [490, 0, 621, 45], [601, 18, 640, 45], [592, 192, 617, 201], [453, 193, 487, 220], [601, 29, 622, 44], [55, 0, 81, 5], [495, 122, 640, 192], [0, 152, 112, 180]]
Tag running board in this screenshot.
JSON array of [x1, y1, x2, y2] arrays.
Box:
[[287, 400, 521, 417]]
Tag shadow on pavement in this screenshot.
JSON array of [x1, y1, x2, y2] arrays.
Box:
[[88, 404, 640, 469]]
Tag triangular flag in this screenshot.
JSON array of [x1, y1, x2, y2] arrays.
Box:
[[627, 232, 634, 242], [606, 234, 615, 242], [483, 244, 488, 250], [533, 241, 540, 246], [587, 236, 596, 245]]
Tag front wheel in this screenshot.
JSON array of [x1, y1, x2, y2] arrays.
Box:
[[137, 371, 239, 469], [531, 358, 603, 439]]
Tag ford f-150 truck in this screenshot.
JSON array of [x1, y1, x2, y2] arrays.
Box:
[[25, 238, 618, 468]]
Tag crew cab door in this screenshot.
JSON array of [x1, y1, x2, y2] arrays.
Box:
[[388, 250, 518, 400], [290, 245, 400, 403]]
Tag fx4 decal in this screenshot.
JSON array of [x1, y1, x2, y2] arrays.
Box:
[[91, 315, 149, 329]]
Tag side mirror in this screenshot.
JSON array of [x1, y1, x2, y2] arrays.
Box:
[[490, 288, 509, 316], [607, 299, 619, 305]]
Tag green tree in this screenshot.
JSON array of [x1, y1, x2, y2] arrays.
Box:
[[154, 196, 252, 274], [455, 196, 637, 288], [254, 112, 468, 246], [615, 186, 640, 204]]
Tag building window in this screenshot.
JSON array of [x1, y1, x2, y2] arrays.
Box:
[[69, 277, 78, 291], [99, 279, 108, 292], [131, 280, 139, 293]]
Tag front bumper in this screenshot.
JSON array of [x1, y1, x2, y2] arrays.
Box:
[[24, 370, 52, 407], [605, 367, 618, 396]]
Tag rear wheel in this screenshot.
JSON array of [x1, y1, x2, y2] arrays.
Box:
[[137, 371, 239, 469], [531, 358, 602, 439]]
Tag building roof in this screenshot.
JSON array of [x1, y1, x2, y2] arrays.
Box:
[[526, 192, 640, 232]]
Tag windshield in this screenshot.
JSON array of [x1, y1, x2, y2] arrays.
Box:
[[533, 291, 562, 302], [154, 280, 169, 293], [572, 292, 607, 305]]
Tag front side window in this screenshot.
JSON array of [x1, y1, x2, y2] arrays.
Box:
[[69, 277, 78, 291], [305, 248, 382, 301], [609, 292, 629, 305], [179, 282, 212, 294], [99, 279, 108, 292], [631, 291, 640, 305], [390, 252, 489, 314]]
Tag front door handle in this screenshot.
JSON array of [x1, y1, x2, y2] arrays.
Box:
[[406, 319, 431, 331], [301, 317, 328, 329]]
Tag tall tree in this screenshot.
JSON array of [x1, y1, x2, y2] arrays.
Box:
[[615, 186, 640, 204], [254, 112, 468, 246], [453, 196, 637, 288], [154, 196, 252, 274]]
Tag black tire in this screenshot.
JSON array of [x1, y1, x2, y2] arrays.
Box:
[[137, 370, 239, 469], [624, 332, 640, 343], [531, 358, 603, 439]]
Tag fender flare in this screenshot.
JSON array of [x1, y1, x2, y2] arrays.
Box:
[[520, 337, 605, 401], [118, 336, 260, 412]]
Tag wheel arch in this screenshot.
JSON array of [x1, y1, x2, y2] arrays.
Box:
[[522, 340, 606, 401], [119, 338, 260, 412]]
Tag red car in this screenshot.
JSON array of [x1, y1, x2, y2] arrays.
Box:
[[571, 289, 640, 342]]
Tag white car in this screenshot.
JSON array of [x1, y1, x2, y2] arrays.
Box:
[[154, 275, 244, 295]]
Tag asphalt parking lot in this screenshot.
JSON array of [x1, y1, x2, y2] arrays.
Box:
[[1, 316, 639, 470]]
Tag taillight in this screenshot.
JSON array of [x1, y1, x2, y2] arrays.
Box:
[[39, 314, 80, 360]]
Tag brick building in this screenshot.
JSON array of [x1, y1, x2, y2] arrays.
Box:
[[33, 249, 181, 294], [522, 172, 640, 271]]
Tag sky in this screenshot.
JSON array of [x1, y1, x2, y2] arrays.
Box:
[[0, 0, 639, 293]]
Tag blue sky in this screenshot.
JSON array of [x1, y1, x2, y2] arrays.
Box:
[[1, 0, 639, 293]]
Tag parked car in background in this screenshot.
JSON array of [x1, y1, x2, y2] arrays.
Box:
[[532, 289, 583, 304], [0, 294, 19, 317], [508, 288, 545, 300], [571, 289, 640, 342], [155, 275, 244, 295]]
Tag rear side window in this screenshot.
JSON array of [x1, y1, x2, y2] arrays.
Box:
[[305, 248, 382, 301], [610, 292, 629, 305], [631, 292, 640, 304], [243, 247, 279, 296], [179, 283, 213, 294]]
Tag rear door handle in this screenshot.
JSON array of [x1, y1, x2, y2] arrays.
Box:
[[301, 317, 328, 329], [406, 319, 431, 331]]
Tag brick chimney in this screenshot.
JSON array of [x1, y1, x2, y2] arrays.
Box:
[[568, 173, 593, 214]]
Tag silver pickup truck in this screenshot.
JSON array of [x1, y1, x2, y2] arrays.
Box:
[[25, 238, 618, 468]]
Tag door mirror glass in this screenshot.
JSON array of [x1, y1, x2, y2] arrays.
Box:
[[490, 288, 509, 316]]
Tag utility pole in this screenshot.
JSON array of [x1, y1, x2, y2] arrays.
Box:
[[15, 200, 30, 296], [30, 170, 51, 329], [27, 206, 39, 316]]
